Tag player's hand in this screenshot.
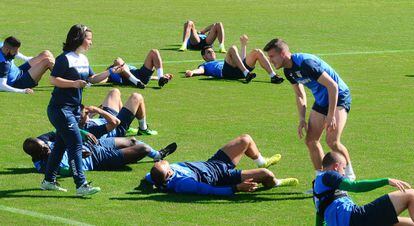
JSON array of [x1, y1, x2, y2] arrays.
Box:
[[298, 120, 308, 139], [388, 178, 411, 192], [24, 88, 34, 94], [326, 115, 337, 132], [240, 34, 249, 45], [236, 178, 258, 192], [74, 80, 87, 88], [110, 65, 124, 74], [82, 149, 92, 158], [185, 70, 193, 77], [85, 132, 98, 145], [114, 57, 125, 66], [84, 106, 100, 114], [163, 73, 174, 80]]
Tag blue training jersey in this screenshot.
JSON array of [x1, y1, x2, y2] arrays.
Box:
[[199, 60, 224, 78], [49, 51, 94, 106], [284, 53, 350, 107], [314, 171, 355, 226], [145, 162, 235, 196], [0, 49, 22, 85]]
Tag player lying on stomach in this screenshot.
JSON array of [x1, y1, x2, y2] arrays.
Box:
[[23, 131, 176, 177], [146, 134, 298, 196], [313, 152, 414, 226], [79, 88, 158, 139]]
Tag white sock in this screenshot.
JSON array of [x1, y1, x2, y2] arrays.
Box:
[[345, 163, 356, 181], [243, 70, 250, 77], [254, 154, 266, 166], [139, 118, 147, 130], [269, 72, 276, 78], [275, 179, 282, 187], [219, 43, 224, 49], [157, 68, 164, 79], [128, 75, 140, 85]]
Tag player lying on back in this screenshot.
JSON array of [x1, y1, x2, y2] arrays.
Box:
[[104, 49, 173, 89], [146, 134, 298, 196], [79, 88, 158, 139], [23, 131, 177, 177], [313, 152, 414, 226], [185, 35, 284, 84]]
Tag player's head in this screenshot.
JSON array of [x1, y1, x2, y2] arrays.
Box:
[[150, 160, 174, 190], [201, 45, 216, 62], [63, 24, 93, 53], [2, 36, 21, 60], [322, 152, 347, 175], [22, 137, 51, 161], [263, 38, 290, 69]]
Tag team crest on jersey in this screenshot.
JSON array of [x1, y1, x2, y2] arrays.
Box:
[[295, 71, 302, 78]]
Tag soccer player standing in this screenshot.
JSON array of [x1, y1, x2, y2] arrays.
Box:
[[41, 24, 122, 196], [264, 38, 355, 180]]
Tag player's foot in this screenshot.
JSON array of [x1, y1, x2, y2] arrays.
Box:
[[136, 81, 146, 89], [125, 127, 138, 136], [137, 126, 158, 136], [41, 180, 67, 192], [76, 182, 101, 196], [277, 178, 299, 187], [245, 72, 256, 83], [157, 142, 178, 160], [158, 77, 169, 87], [270, 75, 284, 84], [178, 45, 187, 51], [258, 154, 282, 168], [219, 47, 227, 53]]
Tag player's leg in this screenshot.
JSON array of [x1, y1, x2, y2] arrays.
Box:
[[221, 134, 281, 168], [305, 110, 326, 174], [101, 88, 122, 112], [120, 143, 152, 164], [204, 22, 222, 45], [123, 92, 157, 135], [389, 189, 414, 223], [245, 48, 280, 81], [224, 45, 256, 82], [27, 50, 54, 83], [241, 168, 298, 188], [179, 20, 201, 51], [325, 107, 355, 180], [143, 49, 172, 87]]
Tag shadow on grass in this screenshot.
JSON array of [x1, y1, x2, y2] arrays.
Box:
[[197, 77, 245, 83], [0, 188, 86, 199], [0, 167, 37, 175], [405, 75, 414, 77]]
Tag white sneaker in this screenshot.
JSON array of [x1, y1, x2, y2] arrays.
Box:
[[41, 180, 67, 192], [76, 182, 101, 196]]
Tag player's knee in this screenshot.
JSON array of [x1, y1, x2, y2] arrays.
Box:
[[109, 88, 121, 97], [185, 20, 194, 27], [262, 168, 275, 179], [150, 49, 160, 56], [130, 92, 143, 102], [239, 134, 252, 144], [41, 50, 53, 58], [229, 45, 238, 52], [305, 136, 318, 147], [326, 139, 340, 150]]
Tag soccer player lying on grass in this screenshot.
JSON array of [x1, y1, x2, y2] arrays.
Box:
[[0, 36, 54, 94], [79, 88, 158, 139], [313, 152, 414, 226], [178, 20, 226, 53], [185, 35, 284, 84], [104, 49, 173, 89], [23, 131, 177, 179], [0, 41, 33, 61], [146, 134, 298, 196], [264, 38, 356, 181]]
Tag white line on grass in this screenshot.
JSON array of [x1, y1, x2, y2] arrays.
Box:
[[0, 205, 93, 226], [90, 49, 414, 67]]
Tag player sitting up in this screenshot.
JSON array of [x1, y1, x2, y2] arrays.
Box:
[[23, 131, 177, 179], [179, 20, 226, 53], [146, 134, 298, 196], [313, 152, 414, 226], [105, 49, 173, 88], [185, 35, 284, 84], [80, 88, 158, 139], [0, 36, 54, 93]]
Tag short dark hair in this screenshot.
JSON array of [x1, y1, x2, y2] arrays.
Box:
[[4, 36, 21, 48], [22, 137, 41, 158], [150, 166, 165, 188], [263, 38, 289, 53], [322, 152, 345, 168], [201, 45, 213, 56], [62, 24, 92, 52]]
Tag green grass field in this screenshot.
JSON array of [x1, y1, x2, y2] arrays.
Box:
[[1, 0, 414, 225]]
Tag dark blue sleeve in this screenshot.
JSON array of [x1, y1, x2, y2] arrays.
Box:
[[321, 171, 345, 190], [51, 55, 68, 77], [85, 124, 107, 139], [0, 62, 11, 78], [174, 177, 235, 196], [88, 66, 94, 77], [37, 131, 56, 142], [302, 59, 325, 81], [283, 68, 297, 84]]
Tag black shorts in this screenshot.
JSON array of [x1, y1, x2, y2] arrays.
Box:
[[130, 65, 154, 84], [102, 106, 135, 137], [312, 94, 352, 116], [12, 62, 37, 88], [349, 194, 398, 226], [221, 59, 255, 79], [187, 37, 208, 50]]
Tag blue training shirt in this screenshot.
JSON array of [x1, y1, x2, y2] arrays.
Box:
[[199, 60, 224, 78], [284, 53, 350, 107], [0, 49, 22, 85], [314, 171, 355, 226], [145, 162, 235, 196], [49, 51, 94, 106]]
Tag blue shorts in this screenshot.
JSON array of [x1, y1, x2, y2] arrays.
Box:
[[187, 34, 208, 50], [222, 59, 255, 79], [109, 65, 154, 85], [91, 137, 125, 170], [350, 194, 398, 226], [11, 62, 37, 88], [312, 93, 352, 116], [103, 106, 135, 137]]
